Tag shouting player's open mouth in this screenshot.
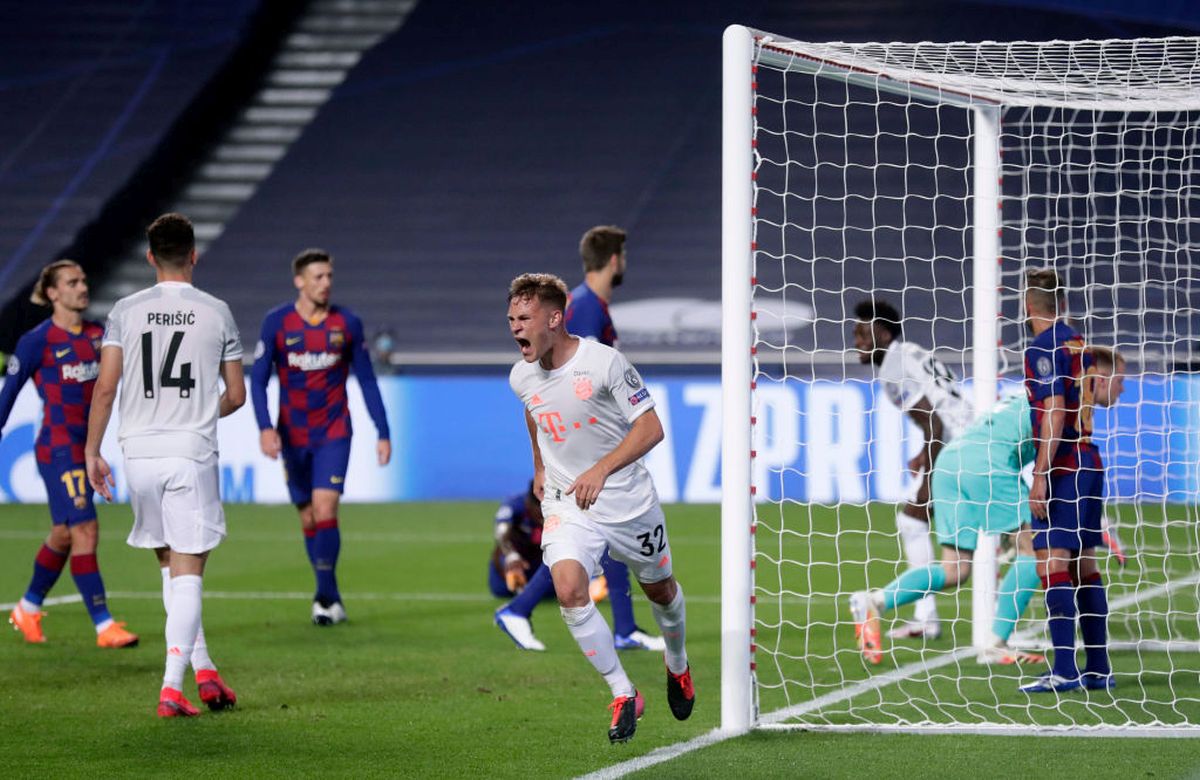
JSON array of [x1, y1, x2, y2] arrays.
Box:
[[515, 337, 533, 356]]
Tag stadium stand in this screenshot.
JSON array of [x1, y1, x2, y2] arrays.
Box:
[[0, 0, 263, 352]]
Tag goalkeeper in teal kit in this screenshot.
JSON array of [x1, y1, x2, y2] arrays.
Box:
[[850, 392, 1044, 664]]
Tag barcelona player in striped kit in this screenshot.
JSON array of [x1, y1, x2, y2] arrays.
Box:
[[1019, 269, 1115, 693], [251, 249, 391, 626], [0, 260, 137, 648]]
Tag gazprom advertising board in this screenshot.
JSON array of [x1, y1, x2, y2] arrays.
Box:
[[0, 375, 1195, 505]]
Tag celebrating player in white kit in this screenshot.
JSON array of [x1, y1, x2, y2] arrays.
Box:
[[506, 273, 693, 744], [85, 213, 245, 718], [853, 299, 973, 644]]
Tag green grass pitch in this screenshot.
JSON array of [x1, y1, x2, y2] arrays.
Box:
[[1, 502, 1198, 778]]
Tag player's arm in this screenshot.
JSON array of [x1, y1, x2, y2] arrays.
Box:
[[0, 334, 38, 437], [904, 396, 945, 475], [523, 409, 546, 501], [347, 314, 391, 466], [250, 315, 282, 459], [85, 345, 122, 501], [493, 509, 529, 592], [567, 409, 664, 511], [219, 358, 246, 418], [1029, 393, 1065, 520]]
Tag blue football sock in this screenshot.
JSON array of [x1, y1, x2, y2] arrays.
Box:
[[70, 554, 113, 626], [602, 551, 638, 637], [993, 555, 1039, 642], [1044, 571, 1079, 679], [1077, 572, 1110, 677], [882, 564, 946, 614], [23, 544, 68, 608], [303, 528, 317, 566], [313, 518, 341, 605], [506, 564, 553, 618]]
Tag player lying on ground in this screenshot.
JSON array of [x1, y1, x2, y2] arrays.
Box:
[[251, 249, 391, 626], [86, 213, 241, 717], [1020, 270, 1124, 694], [853, 299, 974, 640], [496, 226, 664, 654], [0, 260, 138, 648], [507, 273, 693, 743], [850, 392, 1043, 665]]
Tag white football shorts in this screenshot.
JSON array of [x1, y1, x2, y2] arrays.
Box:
[[125, 453, 226, 554], [540, 497, 673, 584]]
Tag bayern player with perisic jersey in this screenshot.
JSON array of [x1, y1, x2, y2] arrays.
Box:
[[853, 298, 972, 648], [507, 272, 693, 744], [1018, 270, 1115, 694], [0, 260, 138, 649], [251, 248, 391, 627], [86, 213, 243, 717]]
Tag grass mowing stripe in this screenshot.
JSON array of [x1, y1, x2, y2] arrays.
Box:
[[577, 566, 1200, 779]]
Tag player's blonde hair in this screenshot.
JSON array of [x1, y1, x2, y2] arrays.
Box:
[[508, 273, 569, 312], [1091, 345, 1125, 372], [30, 259, 82, 307]]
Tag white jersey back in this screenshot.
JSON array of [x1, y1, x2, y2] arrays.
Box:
[[878, 340, 973, 438], [103, 281, 242, 460], [510, 338, 657, 524]]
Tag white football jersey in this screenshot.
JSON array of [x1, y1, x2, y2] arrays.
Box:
[[878, 340, 973, 438], [102, 281, 242, 460], [510, 338, 658, 524]]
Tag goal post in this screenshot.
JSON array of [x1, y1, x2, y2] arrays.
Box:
[[722, 25, 1200, 734]]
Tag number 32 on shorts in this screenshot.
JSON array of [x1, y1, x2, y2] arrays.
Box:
[[636, 524, 666, 556]]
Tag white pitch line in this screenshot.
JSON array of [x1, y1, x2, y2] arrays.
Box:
[[576, 571, 1200, 779]]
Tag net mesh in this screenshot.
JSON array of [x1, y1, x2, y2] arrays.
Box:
[[748, 32, 1200, 731]]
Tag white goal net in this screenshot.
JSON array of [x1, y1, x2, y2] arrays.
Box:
[[721, 27, 1200, 735]]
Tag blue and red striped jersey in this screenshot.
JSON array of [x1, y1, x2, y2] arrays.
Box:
[[1024, 320, 1101, 470], [0, 319, 103, 464], [565, 282, 617, 347], [250, 303, 389, 449]]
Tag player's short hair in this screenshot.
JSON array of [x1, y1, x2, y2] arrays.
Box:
[[853, 298, 902, 339], [508, 273, 569, 312], [30, 259, 81, 306], [1091, 345, 1125, 372], [293, 248, 333, 276], [579, 225, 626, 273], [1025, 268, 1065, 315], [147, 213, 195, 269]]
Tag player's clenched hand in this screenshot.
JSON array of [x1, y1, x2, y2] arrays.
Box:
[[86, 453, 115, 502], [260, 429, 282, 460], [505, 562, 528, 593], [377, 438, 391, 467], [1029, 474, 1049, 520], [566, 465, 608, 510]]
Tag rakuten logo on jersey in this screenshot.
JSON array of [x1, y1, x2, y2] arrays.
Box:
[[287, 352, 341, 371], [61, 361, 99, 383]]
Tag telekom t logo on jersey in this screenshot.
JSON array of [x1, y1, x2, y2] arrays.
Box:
[[538, 412, 567, 442]]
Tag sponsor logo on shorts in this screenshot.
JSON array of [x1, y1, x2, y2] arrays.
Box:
[[544, 515, 561, 534], [74, 496, 87, 510], [330, 475, 344, 484], [628, 387, 650, 406]]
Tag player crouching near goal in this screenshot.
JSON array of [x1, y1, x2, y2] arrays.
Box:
[[849, 347, 1126, 671], [506, 273, 693, 743]]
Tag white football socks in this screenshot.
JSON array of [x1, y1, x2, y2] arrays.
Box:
[[896, 511, 939, 627], [163, 574, 203, 691], [649, 584, 689, 675], [161, 566, 216, 672], [561, 602, 634, 698]]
